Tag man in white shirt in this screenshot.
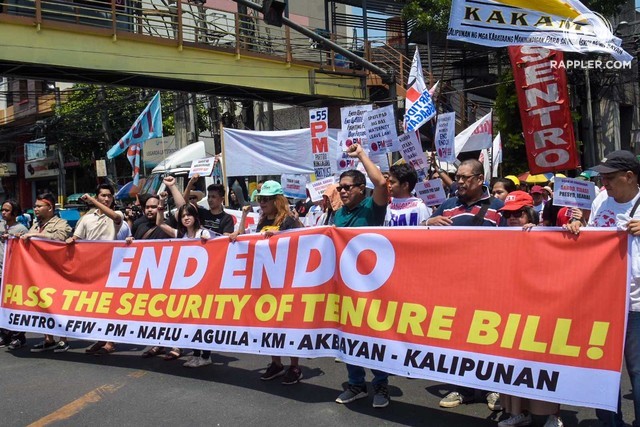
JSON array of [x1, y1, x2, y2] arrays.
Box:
[[384, 163, 432, 226], [567, 150, 640, 427]]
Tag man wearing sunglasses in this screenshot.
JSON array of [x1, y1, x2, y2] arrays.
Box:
[[426, 159, 504, 411], [566, 150, 640, 427], [333, 143, 392, 408], [426, 159, 504, 228]]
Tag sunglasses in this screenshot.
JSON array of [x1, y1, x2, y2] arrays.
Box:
[[336, 184, 361, 192], [502, 210, 525, 219], [257, 195, 276, 203]]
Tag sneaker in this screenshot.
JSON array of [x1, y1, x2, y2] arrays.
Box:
[[487, 392, 502, 411], [281, 366, 303, 385], [0, 336, 8, 348], [30, 340, 58, 353], [7, 338, 25, 350], [191, 357, 212, 368], [439, 391, 473, 408], [372, 384, 390, 408], [498, 413, 533, 427], [260, 363, 285, 381], [335, 385, 367, 404], [543, 415, 563, 427], [183, 356, 196, 367], [53, 341, 70, 353]]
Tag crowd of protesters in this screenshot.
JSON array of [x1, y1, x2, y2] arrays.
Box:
[[0, 145, 638, 427]]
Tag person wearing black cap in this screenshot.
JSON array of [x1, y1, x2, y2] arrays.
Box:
[[566, 150, 640, 427]]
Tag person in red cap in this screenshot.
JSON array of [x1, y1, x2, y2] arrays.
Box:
[[529, 185, 546, 222], [498, 191, 539, 229]]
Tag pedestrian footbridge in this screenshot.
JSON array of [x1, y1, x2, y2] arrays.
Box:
[[0, 0, 372, 104]]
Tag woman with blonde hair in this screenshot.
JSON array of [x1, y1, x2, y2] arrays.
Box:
[[231, 180, 303, 384]]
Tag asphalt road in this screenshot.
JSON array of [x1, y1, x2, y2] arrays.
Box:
[[0, 335, 633, 426]]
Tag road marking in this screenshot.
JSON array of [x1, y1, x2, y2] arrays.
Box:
[[28, 370, 146, 426]]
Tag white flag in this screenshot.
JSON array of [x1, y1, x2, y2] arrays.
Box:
[[480, 149, 491, 181], [403, 48, 437, 132], [454, 111, 492, 156], [492, 133, 502, 177]]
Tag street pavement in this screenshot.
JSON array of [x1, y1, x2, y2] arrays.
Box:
[[0, 335, 633, 426]]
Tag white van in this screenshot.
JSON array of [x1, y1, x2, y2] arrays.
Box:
[[139, 141, 221, 209]]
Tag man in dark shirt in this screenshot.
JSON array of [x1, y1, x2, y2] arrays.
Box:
[[200, 183, 234, 235], [131, 195, 171, 240]]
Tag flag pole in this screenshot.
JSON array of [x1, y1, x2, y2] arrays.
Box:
[[220, 121, 229, 206]]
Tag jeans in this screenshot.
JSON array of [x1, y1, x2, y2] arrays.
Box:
[[597, 311, 640, 427], [346, 363, 388, 387]]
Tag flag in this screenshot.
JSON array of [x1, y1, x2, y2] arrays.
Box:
[[404, 48, 437, 132], [107, 91, 163, 159], [492, 133, 502, 177], [447, 0, 632, 62], [454, 111, 492, 156], [127, 143, 142, 185], [480, 149, 491, 181]]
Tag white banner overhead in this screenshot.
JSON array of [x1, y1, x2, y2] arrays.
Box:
[[223, 128, 316, 176], [447, 0, 633, 62]]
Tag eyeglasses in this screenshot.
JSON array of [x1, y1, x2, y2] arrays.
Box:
[[454, 173, 480, 182], [502, 210, 525, 219], [257, 195, 275, 203], [336, 184, 361, 192]]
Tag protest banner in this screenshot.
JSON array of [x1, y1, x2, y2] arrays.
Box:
[[364, 105, 398, 154], [434, 112, 456, 163], [447, 0, 632, 62], [225, 208, 260, 233], [415, 179, 447, 206], [281, 174, 309, 199], [223, 128, 315, 176], [509, 46, 579, 174], [0, 228, 626, 411], [189, 157, 217, 178], [309, 108, 332, 179], [398, 131, 429, 172], [553, 177, 596, 210], [306, 176, 336, 202], [339, 105, 373, 172]]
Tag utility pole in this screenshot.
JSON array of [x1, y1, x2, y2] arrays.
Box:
[[53, 86, 65, 206]]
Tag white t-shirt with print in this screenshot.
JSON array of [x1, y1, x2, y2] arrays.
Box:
[[384, 197, 432, 227], [589, 189, 640, 311]]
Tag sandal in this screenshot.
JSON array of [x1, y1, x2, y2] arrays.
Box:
[[85, 341, 106, 355], [141, 346, 165, 358], [95, 345, 116, 355], [163, 348, 181, 361]]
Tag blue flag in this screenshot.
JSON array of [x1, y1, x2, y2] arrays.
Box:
[[107, 91, 163, 159]]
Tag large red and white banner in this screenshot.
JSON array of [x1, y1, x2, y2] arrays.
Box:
[[0, 227, 628, 410], [509, 46, 579, 174]]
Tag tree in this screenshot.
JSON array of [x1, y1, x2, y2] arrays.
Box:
[[50, 85, 208, 186]]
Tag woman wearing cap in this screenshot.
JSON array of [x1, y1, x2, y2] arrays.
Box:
[[231, 180, 304, 384], [497, 191, 562, 427], [499, 191, 539, 230]]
